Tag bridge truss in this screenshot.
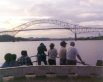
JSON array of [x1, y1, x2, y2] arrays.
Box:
[[0, 19, 103, 40]]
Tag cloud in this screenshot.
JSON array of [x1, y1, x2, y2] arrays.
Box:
[[26, 0, 103, 26], [1, 0, 103, 26], [0, 0, 103, 37]]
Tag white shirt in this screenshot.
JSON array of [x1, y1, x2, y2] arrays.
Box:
[[48, 48, 57, 60], [67, 46, 79, 60]]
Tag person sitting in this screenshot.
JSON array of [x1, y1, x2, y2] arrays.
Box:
[[1, 53, 19, 68], [1, 53, 12, 68], [17, 50, 33, 66], [10, 54, 19, 67], [48, 43, 57, 65]]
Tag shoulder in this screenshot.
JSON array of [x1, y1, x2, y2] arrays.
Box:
[[38, 46, 40, 49], [48, 49, 51, 52], [73, 47, 77, 51], [69, 46, 76, 50], [60, 47, 66, 52], [52, 48, 57, 53], [60, 47, 65, 50], [1, 62, 10, 68]]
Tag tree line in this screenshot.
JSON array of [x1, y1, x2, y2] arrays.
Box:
[[0, 35, 103, 42]]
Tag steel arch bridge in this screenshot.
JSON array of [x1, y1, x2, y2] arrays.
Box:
[[0, 19, 103, 40]]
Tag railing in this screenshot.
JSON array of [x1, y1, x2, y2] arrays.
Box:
[[30, 55, 89, 65], [0, 65, 103, 81]]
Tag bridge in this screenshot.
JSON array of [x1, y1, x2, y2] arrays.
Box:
[[0, 19, 103, 40]]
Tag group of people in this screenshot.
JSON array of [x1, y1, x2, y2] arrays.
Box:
[[1, 41, 85, 68], [37, 41, 85, 65], [1, 50, 33, 68]]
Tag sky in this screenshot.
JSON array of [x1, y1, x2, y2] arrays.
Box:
[[0, 0, 103, 38]]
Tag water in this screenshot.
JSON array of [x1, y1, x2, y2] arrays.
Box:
[[0, 40, 103, 66]]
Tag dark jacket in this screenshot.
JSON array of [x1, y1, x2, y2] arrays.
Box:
[[17, 56, 33, 65]]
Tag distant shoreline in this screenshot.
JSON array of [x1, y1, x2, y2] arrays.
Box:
[[0, 35, 103, 42]]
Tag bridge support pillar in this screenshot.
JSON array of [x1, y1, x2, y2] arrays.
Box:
[[75, 33, 77, 41]]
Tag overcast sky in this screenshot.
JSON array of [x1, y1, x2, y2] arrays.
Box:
[[0, 0, 103, 38]]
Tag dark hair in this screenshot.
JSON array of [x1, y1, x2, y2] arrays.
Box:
[[21, 50, 27, 56], [11, 54, 17, 61], [50, 43, 55, 49], [40, 43, 44, 46], [70, 42, 75, 46], [4, 53, 12, 62]]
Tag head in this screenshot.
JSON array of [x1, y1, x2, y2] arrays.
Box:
[[4, 53, 12, 62], [11, 54, 17, 61], [70, 42, 75, 47], [50, 43, 55, 49], [60, 41, 67, 47], [21, 50, 27, 56], [40, 43, 44, 46]]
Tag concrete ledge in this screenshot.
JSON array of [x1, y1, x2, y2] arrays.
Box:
[[0, 65, 103, 81]]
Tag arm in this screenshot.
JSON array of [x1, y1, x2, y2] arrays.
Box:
[[27, 57, 33, 65], [55, 49, 58, 57], [75, 48, 85, 64], [77, 54, 85, 64], [47, 51, 49, 56], [44, 46, 47, 51]]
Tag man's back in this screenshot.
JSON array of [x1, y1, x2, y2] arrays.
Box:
[[67, 46, 78, 60], [38, 45, 47, 54], [59, 47, 67, 59]]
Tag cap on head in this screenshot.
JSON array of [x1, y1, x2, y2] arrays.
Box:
[[60, 41, 67, 46]]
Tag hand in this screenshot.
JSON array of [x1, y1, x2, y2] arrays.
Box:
[[81, 61, 85, 65]]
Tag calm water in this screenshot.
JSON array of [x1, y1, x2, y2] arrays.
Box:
[[0, 40, 103, 66]]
